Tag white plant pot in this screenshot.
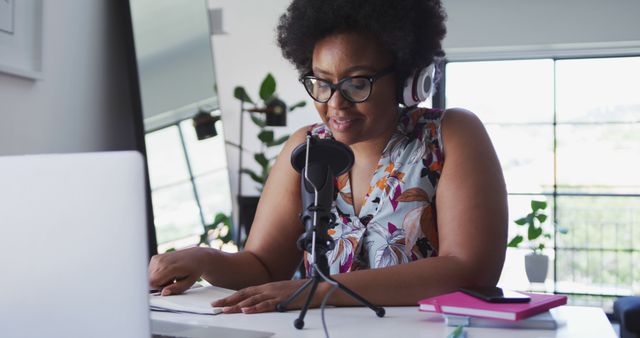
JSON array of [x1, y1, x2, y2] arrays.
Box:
[[525, 253, 549, 283]]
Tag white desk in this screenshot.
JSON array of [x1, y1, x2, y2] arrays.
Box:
[[151, 305, 616, 337]]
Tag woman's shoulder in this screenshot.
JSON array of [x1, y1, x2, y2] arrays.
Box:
[[439, 107, 493, 157], [404, 106, 479, 123], [440, 107, 486, 137], [400, 106, 487, 155]]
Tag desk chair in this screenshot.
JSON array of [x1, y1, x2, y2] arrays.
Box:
[[614, 296, 640, 338]]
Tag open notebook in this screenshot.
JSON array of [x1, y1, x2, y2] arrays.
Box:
[[150, 285, 235, 315], [149, 285, 275, 338]]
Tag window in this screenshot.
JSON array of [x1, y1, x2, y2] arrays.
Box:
[[445, 56, 640, 311], [145, 115, 232, 253]]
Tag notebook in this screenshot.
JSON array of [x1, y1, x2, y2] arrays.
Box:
[[150, 285, 235, 315], [418, 291, 567, 321], [443, 311, 560, 330]]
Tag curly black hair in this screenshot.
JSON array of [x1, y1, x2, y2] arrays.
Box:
[[276, 0, 447, 88]]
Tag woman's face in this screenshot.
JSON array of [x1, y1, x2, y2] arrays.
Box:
[[311, 31, 398, 146]]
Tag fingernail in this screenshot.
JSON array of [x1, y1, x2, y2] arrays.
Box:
[[222, 306, 233, 313], [241, 307, 250, 313], [161, 289, 171, 296]]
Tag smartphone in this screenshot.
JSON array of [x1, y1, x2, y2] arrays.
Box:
[[459, 286, 531, 303]]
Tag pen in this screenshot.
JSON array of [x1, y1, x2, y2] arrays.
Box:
[[447, 325, 467, 338], [149, 276, 189, 295], [149, 281, 203, 296]]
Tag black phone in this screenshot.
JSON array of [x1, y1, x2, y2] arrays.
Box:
[[459, 286, 531, 303]]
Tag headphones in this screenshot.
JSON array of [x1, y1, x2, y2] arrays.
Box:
[[400, 63, 436, 107]]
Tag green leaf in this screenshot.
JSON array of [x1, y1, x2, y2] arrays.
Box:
[[288, 101, 306, 112], [544, 234, 552, 239], [266, 135, 289, 147], [258, 130, 274, 144], [514, 217, 527, 226], [536, 214, 548, 223], [259, 74, 276, 102], [528, 225, 543, 241], [200, 213, 234, 244], [234, 86, 254, 104], [538, 243, 545, 251], [240, 168, 265, 184], [507, 235, 523, 248], [213, 212, 228, 226], [250, 114, 266, 128], [254, 153, 269, 168], [531, 200, 547, 211], [527, 214, 535, 228]]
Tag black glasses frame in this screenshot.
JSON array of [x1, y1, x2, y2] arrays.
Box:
[[300, 67, 394, 103]]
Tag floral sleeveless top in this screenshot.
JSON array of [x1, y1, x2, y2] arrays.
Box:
[[304, 107, 446, 275]]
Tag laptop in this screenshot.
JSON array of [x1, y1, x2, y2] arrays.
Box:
[[0, 151, 273, 338], [0, 151, 151, 338]]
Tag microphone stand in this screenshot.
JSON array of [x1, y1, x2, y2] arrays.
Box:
[[276, 134, 385, 329]]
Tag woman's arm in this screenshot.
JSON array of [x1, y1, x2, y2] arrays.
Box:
[[201, 127, 310, 288], [212, 108, 507, 311], [149, 128, 309, 294]]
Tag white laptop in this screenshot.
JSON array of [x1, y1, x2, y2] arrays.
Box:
[[0, 151, 274, 338], [0, 151, 151, 338]]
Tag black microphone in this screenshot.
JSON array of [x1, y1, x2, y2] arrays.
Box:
[[290, 133, 354, 254]]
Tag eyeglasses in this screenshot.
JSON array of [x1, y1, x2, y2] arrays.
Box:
[[300, 67, 394, 103]]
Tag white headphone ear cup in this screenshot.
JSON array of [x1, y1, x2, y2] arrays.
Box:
[[402, 63, 436, 107]]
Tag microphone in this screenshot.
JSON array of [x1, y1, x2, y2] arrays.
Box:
[[278, 133, 385, 328], [290, 133, 354, 254]]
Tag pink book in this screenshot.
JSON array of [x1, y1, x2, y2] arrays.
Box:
[[418, 291, 567, 321]]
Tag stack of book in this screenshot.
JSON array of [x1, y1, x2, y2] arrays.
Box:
[[418, 291, 567, 330]]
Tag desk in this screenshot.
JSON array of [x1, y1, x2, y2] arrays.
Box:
[[151, 305, 616, 337]]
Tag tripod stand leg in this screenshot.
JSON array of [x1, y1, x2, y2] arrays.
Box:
[[293, 278, 319, 329], [276, 278, 314, 312], [335, 281, 386, 317]]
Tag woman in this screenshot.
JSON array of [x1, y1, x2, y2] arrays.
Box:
[[148, 0, 507, 314]]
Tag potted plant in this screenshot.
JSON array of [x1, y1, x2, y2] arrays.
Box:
[[507, 199, 565, 283], [200, 212, 235, 251], [162, 212, 235, 253], [232, 74, 306, 243]]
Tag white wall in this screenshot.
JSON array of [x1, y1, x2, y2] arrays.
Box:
[[443, 0, 640, 59], [0, 1, 136, 156], [208, 0, 314, 200]]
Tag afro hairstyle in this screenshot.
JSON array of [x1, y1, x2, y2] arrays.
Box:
[[276, 0, 447, 89]]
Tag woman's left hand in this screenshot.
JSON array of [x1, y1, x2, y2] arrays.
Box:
[[212, 279, 316, 314]]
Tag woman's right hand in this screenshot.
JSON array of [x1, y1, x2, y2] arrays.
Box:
[[148, 247, 206, 296]]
